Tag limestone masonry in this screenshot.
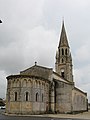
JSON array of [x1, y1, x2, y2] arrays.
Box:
[[6, 21, 88, 114]]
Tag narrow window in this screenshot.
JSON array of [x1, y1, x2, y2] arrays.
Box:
[[15, 92, 17, 101], [65, 49, 67, 55], [36, 93, 39, 102], [62, 48, 64, 55], [59, 49, 60, 56], [61, 71, 64, 78], [61, 69, 65, 78], [62, 58, 64, 63], [26, 92, 29, 101]]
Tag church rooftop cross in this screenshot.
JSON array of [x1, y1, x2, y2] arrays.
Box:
[[35, 61, 37, 66]]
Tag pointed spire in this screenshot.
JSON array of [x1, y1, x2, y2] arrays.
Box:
[[59, 20, 69, 48]]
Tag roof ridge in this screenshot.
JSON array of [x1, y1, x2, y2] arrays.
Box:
[[20, 64, 53, 73]]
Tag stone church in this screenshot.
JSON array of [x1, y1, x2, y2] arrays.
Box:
[[6, 21, 88, 114]]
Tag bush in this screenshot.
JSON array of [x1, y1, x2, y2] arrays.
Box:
[[0, 100, 5, 106]]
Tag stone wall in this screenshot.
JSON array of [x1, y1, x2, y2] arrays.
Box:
[[6, 75, 50, 114], [72, 87, 88, 113], [55, 81, 73, 113]]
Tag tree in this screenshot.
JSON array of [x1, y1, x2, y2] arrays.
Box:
[[0, 20, 2, 23], [0, 99, 5, 106]]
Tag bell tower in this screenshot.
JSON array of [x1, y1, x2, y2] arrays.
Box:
[[55, 21, 73, 82]]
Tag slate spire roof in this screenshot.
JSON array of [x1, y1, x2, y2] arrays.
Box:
[[59, 20, 69, 48]]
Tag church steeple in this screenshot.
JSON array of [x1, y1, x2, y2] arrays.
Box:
[[55, 21, 73, 82], [59, 20, 69, 48]]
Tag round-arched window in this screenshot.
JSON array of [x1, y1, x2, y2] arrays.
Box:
[[62, 48, 64, 55]]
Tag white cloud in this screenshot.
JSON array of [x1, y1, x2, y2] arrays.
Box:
[[22, 26, 58, 68], [74, 45, 90, 63], [0, 70, 7, 99]]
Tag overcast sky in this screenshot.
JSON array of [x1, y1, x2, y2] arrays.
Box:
[[0, 0, 90, 102]]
